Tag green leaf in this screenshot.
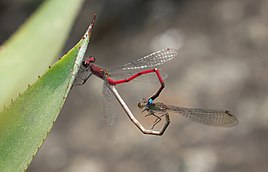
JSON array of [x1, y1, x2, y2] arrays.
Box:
[[0, 14, 95, 172], [0, 0, 85, 108]]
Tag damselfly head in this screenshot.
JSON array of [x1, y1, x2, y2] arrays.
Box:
[[82, 56, 95, 67], [137, 98, 148, 109], [88, 56, 95, 62]]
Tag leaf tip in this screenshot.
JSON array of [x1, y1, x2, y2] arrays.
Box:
[[86, 13, 97, 38]]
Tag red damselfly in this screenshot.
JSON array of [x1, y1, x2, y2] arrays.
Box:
[[75, 14, 178, 135], [76, 48, 178, 125]]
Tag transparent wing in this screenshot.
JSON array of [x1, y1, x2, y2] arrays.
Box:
[[109, 69, 168, 83], [102, 82, 117, 126], [73, 65, 92, 86], [109, 48, 178, 74], [167, 105, 239, 127]]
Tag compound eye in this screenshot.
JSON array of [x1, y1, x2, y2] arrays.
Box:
[[137, 99, 146, 109], [82, 60, 88, 67], [137, 102, 143, 109]]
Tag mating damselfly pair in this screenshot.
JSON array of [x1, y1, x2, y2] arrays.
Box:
[[74, 14, 238, 136]]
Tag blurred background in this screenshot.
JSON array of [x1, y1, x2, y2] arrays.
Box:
[[1, 0, 268, 171]]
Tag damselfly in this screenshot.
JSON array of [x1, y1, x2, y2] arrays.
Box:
[[75, 14, 178, 129], [137, 98, 239, 134]]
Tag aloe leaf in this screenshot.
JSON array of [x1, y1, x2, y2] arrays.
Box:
[[0, 0, 85, 108], [0, 14, 95, 172]]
